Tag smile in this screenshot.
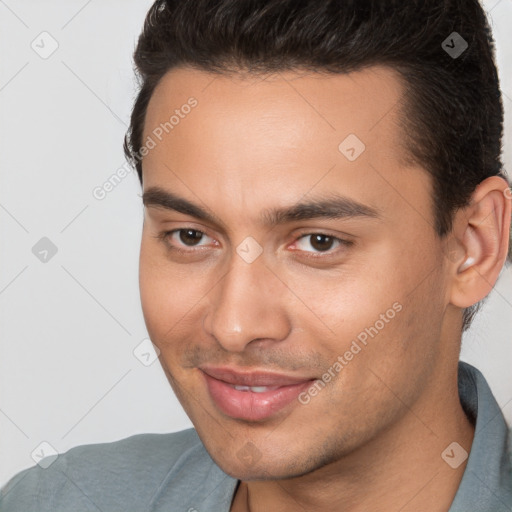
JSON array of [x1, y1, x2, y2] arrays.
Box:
[[200, 367, 315, 421]]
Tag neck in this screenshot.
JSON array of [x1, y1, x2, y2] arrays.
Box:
[[231, 363, 475, 512]]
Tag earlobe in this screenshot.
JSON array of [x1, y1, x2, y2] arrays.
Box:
[[449, 176, 511, 308]]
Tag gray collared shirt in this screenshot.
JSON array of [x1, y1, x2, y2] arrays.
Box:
[[449, 361, 512, 510], [1, 361, 511, 511]]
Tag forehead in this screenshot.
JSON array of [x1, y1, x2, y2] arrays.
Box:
[[144, 64, 408, 149], [141, 65, 432, 230]]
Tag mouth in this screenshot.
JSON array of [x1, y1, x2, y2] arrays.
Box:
[[200, 366, 316, 421]]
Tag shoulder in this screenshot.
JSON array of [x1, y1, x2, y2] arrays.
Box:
[[509, 426, 512, 467], [0, 429, 220, 512]]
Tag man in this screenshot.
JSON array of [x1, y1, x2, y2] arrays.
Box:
[[2, 0, 511, 510]]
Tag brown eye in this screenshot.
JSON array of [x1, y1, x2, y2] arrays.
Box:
[[178, 229, 204, 246], [157, 228, 216, 253], [309, 234, 335, 252], [293, 233, 350, 256]]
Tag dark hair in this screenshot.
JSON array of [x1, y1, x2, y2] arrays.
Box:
[[124, 0, 510, 331]]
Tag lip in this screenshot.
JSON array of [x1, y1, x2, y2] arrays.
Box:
[[200, 366, 313, 387], [200, 366, 315, 421]]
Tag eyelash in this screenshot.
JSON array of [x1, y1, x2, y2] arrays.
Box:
[[155, 228, 353, 259]]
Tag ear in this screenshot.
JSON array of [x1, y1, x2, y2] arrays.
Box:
[[448, 176, 511, 308]]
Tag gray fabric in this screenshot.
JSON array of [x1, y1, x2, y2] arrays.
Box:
[[1, 362, 510, 511], [449, 362, 512, 511], [0, 429, 237, 512]]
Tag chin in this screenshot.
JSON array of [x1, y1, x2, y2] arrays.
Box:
[[204, 442, 325, 482]]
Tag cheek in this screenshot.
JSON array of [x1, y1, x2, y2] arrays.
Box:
[[273, 260, 400, 349], [138, 234, 216, 346], [297, 248, 443, 380], [139, 237, 186, 342]]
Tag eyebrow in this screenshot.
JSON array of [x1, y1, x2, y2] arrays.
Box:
[[142, 186, 381, 228]]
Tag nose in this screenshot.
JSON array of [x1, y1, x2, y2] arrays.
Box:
[[203, 252, 291, 353]]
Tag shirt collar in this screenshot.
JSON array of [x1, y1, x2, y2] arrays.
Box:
[[449, 361, 512, 511]]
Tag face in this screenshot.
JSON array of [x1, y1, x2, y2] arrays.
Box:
[[139, 66, 454, 480]]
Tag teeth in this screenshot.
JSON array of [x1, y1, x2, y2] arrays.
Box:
[[249, 386, 271, 393], [232, 385, 278, 393]]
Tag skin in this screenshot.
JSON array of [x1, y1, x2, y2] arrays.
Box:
[[138, 66, 511, 511]]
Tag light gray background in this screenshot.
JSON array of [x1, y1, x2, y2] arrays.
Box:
[[0, 0, 511, 487]]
